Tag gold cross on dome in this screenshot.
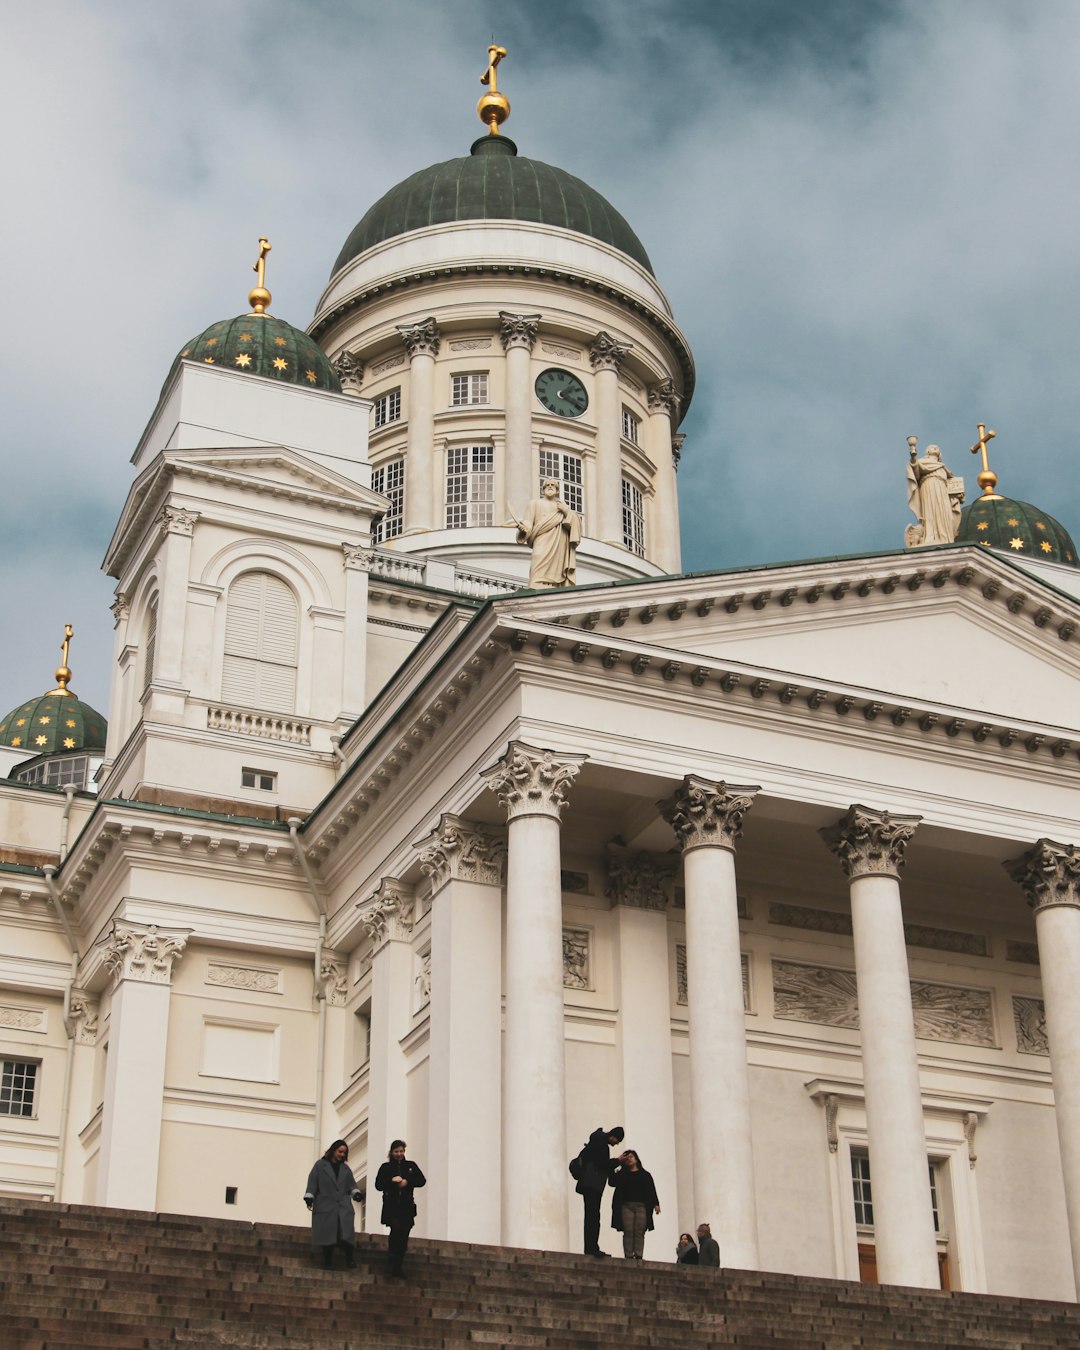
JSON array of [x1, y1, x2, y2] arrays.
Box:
[[253, 237, 271, 290], [480, 44, 507, 92], [969, 423, 999, 497]]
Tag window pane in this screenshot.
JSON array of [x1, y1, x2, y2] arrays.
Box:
[[621, 478, 645, 556], [539, 450, 584, 518], [0, 1060, 37, 1117], [372, 458, 405, 542], [446, 445, 495, 528]]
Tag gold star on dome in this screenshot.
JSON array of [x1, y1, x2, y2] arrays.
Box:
[[204, 356, 216, 364], [205, 337, 218, 347], [273, 357, 288, 371], [235, 353, 252, 368], [1007, 517, 1019, 527], [273, 336, 287, 346], [980, 540, 991, 546], [1009, 538, 1025, 550], [11, 737, 21, 747], [65, 719, 76, 728], [35, 735, 47, 746], [15, 718, 26, 726], [63, 737, 76, 749], [976, 521, 989, 531], [1035, 521, 1046, 531], [38, 715, 51, 724], [305, 369, 316, 382], [1041, 541, 1053, 553], [238, 333, 253, 342], [180, 349, 190, 357]]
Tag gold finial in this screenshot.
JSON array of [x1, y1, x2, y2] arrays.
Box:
[[969, 423, 1000, 497], [248, 237, 272, 315], [478, 44, 510, 135], [48, 624, 75, 698]]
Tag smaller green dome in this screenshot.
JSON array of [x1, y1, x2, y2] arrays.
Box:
[[0, 691, 107, 757], [956, 494, 1079, 568], [168, 314, 341, 394]]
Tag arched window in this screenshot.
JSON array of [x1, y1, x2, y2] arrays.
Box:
[[221, 572, 299, 712], [141, 594, 158, 695]]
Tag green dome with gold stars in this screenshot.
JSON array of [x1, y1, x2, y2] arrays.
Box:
[[956, 495, 1079, 568], [168, 313, 341, 395], [0, 691, 107, 758]]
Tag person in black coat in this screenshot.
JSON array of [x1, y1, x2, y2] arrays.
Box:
[[609, 1149, 661, 1259], [697, 1222, 721, 1267], [374, 1138, 426, 1278], [573, 1124, 624, 1256], [676, 1232, 699, 1264], [304, 1139, 363, 1268]]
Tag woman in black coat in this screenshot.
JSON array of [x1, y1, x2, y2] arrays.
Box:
[[374, 1138, 426, 1278], [608, 1149, 661, 1260], [304, 1139, 363, 1268]]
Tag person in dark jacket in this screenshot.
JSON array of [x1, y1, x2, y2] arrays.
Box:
[[697, 1222, 721, 1267], [374, 1139, 426, 1278], [609, 1149, 661, 1259], [304, 1139, 363, 1268], [676, 1232, 699, 1264], [573, 1125, 624, 1256]]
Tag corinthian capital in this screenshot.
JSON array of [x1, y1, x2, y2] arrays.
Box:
[[481, 742, 587, 823], [1004, 838, 1080, 911], [342, 542, 375, 572], [416, 814, 507, 891], [499, 311, 541, 353], [589, 331, 632, 373], [605, 846, 676, 911], [647, 378, 681, 417], [102, 921, 189, 986], [820, 804, 921, 880], [672, 433, 685, 470], [397, 317, 442, 359], [660, 776, 760, 853], [359, 878, 415, 948], [159, 506, 199, 538], [333, 349, 365, 391], [110, 592, 131, 626]]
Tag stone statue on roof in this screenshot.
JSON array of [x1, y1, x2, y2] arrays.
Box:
[[905, 437, 965, 547]]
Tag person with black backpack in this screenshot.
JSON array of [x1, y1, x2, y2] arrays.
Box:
[[569, 1125, 624, 1256]]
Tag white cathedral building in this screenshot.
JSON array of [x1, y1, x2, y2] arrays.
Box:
[[2, 51, 1080, 1303]]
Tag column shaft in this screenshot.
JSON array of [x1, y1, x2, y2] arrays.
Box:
[[646, 403, 680, 573], [593, 366, 623, 545], [503, 812, 567, 1248], [404, 350, 436, 534], [501, 317, 538, 518], [364, 937, 414, 1230], [340, 552, 370, 720], [849, 871, 939, 1287], [683, 845, 758, 1266]]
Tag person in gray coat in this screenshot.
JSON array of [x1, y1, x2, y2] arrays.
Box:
[[696, 1222, 721, 1267], [304, 1139, 363, 1268]]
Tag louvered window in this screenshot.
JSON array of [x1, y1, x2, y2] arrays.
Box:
[[221, 572, 299, 712], [142, 595, 158, 694]]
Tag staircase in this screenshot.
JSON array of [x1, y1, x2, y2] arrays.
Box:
[[1, 1198, 1077, 1349]]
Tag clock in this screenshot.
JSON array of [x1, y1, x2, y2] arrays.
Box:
[[535, 367, 588, 418]]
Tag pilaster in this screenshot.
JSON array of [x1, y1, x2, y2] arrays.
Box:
[[646, 378, 682, 573], [398, 317, 441, 534], [500, 312, 541, 517], [590, 331, 632, 545]]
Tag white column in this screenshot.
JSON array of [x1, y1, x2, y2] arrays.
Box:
[[482, 741, 586, 1251], [340, 545, 371, 720], [500, 312, 540, 521], [96, 922, 189, 1210], [589, 332, 632, 546], [104, 593, 131, 762], [359, 879, 416, 1230], [662, 777, 760, 1269], [822, 805, 939, 1289], [398, 318, 440, 535], [607, 847, 679, 1258], [417, 815, 505, 1243], [1006, 839, 1080, 1299], [154, 506, 198, 688], [646, 380, 682, 574]]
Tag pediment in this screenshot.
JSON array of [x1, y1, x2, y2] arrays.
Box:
[[503, 550, 1080, 731], [168, 446, 379, 504]]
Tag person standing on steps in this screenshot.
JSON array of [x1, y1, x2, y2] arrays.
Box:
[[676, 1232, 699, 1264], [374, 1139, 426, 1278], [609, 1149, 661, 1260], [572, 1124, 624, 1256], [304, 1139, 363, 1269], [696, 1222, 721, 1268]]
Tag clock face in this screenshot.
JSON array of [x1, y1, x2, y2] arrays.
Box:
[[535, 367, 588, 418]]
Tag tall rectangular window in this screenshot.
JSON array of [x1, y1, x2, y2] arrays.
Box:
[[372, 458, 405, 542], [621, 478, 645, 556], [451, 372, 488, 406], [538, 450, 584, 517], [372, 387, 401, 428], [621, 405, 641, 444], [850, 1153, 874, 1227], [0, 1059, 38, 1118], [445, 445, 494, 528]]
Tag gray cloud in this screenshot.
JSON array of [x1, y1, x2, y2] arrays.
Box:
[[2, 0, 1077, 715]]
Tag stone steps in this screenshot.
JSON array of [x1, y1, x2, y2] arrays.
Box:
[[1, 1197, 1078, 1349]]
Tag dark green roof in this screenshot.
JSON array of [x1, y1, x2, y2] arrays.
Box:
[[0, 691, 106, 756], [332, 136, 654, 277], [167, 314, 341, 395], [956, 494, 1078, 568]]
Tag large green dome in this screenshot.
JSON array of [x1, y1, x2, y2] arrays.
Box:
[[167, 313, 341, 394], [0, 691, 106, 757], [956, 493, 1078, 567], [332, 136, 654, 277]]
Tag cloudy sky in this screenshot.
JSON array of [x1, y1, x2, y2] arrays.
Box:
[[2, 0, 1078, 715]]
